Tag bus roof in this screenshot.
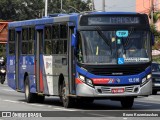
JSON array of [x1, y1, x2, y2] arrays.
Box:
[[8, 12, 142, 28]]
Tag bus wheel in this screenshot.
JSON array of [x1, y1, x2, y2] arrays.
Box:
[[61, 81, 74, 108], [121, 97, 134, 109], [24, 76, 36, 103], [36, 95, 45, 103]]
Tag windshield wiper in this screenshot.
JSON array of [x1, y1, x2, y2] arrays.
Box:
[[95, 27, 112, 52]]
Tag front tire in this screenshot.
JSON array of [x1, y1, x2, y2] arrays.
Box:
[[36, 95, 45, 103], [24, 76, 37, 103], [60, 81, 74, 108], [121, 97, 134, 109]]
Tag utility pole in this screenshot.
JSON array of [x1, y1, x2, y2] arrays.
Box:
[[151, 0, 154, 24], [61, 0, 63, 11], [102, 0, 105, 11], [45, 0, 48, 17]]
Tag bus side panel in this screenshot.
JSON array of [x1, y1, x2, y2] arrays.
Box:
[[7, 56, 16, 90], [43, 56, 53, 95], [18, 56, 36, 92], [27, 56, 37, 93], [53, 55, 68, 95], [18, 56, 26, 92]]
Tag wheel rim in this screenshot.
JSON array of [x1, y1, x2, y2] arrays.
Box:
[[25, 83, 29, 99], [62, 85, 67, 103]]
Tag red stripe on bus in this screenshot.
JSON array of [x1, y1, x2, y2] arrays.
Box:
[[92, 78, 114, 84], [39, 69, 44, 92], [75, 78, 83, 84]]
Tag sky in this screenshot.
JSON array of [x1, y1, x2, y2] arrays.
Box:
[[84, 0, 136, 12]]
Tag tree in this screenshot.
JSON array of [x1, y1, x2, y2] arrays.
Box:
[[0, 0, 91, 21], [153, 12, 160, 23], [48, 0, 92, 14], [0, 0, 44, 21], [0, 0, 19, 20]]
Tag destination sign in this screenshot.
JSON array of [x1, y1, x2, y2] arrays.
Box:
[[88, 16, 140, 25]]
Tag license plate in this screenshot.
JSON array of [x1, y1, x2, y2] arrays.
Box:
[[111, 88, 125, 93]]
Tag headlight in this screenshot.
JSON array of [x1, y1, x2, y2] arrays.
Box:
[[86, 78, 93, 87], [78, 73, 94, 87], [142, 77, 147, 84], [0, 69, 6, 73], [141, 74, 151, 86], [79, 74, 85, 82], [147, 74, 151, 79]]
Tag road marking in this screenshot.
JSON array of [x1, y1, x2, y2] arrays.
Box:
[[123, 118, 128, 120], [134, 103, 151, 107], [3, 100, 20, 103], [1, 99, 75, 111], [29, 104, 45, 107], [87, 113, 108, 117], [53, 107, 75, 111], [2, 89, 15, 92], [87, 113, 114, 118], [135, 99, 160, 104], [47, 105, 52, 108]]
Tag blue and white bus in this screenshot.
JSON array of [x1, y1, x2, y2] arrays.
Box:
[[7, 12, 153, 108]]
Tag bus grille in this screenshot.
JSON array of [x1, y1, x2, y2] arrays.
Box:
[[101, 86, 134, 93], [88, 67, 145, 76]]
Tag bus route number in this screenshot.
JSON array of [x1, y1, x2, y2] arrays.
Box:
[[116, 31, 128, 37]]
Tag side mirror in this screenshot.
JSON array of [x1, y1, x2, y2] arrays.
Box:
[[71, 34, 77, 47]]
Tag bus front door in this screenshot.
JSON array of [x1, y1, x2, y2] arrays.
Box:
[[15, 28, 22, 91], [35, 26, 44, 93]]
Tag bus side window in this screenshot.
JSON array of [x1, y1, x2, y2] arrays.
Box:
[[60, 24, 67, 54], [28, 27, 34, 55], [52, 24, 59, 54], [60, 24, 67, 38], [44, 26, 52, 54], [77, 33, 83, 62], [52, 25, 59, 39], [52, 40, 58, 54], [22, 28, 28, 55], [9, 29, 15, 55]]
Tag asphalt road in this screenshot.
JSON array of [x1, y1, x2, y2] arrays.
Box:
[[0, 81, 160, 120]]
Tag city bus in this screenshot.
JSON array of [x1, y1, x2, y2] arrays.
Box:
[[7, 12, 153, 108]]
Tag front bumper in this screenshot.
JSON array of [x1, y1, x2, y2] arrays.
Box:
[[76, 80, 152, 97]]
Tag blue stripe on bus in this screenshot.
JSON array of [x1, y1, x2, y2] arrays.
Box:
[[15, 27, 22, 31], [36, 25, 44, 30]]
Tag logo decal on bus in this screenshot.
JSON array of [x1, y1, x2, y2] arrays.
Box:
[[92, 78, 115, 84], [116, 30, 128, 37], [46, 62, 51, 69], [118, 58, 124, 64]]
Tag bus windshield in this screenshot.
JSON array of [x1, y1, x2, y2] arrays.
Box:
[[77, 30, 151, 64]]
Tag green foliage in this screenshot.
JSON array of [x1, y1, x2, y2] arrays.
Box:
[[153, 56, 160, 63], [153, 12, 160, 23], [0, 0, 91, 21], [48, 0, 91, 14], [150, 24, 160, 36]]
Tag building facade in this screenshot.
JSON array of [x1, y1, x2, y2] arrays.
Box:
[[0, 22, 9, 56], [136, 0, 160, 31]]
